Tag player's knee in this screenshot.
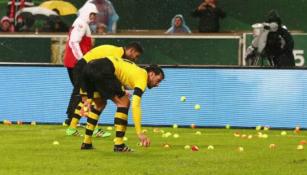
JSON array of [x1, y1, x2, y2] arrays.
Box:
[[115, 95, 130, 108], [94, 98, 107, 110]]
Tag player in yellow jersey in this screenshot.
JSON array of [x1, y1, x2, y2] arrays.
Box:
[[79, 57, 164, 152], [65, 42, 143, 137]]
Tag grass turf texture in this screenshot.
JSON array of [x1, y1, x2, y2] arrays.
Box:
[[1, 125, 307, 175]]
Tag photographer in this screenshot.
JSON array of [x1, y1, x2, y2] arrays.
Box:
[[245, 10, 295, 68], [192, 0, 226, 33], [264, 10, 295, 68]]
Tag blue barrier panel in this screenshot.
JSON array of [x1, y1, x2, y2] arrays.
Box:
[[0, 65, 306, 128]]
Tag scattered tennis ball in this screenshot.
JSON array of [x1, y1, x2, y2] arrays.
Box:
[[294, 126, 300, 134], [269, 144, 276, 149], [162, 132, 172, 138], [191, 124, 196, 129], [238, 146, 244, 152], [173, 124, 178, 129], [123, 137, 128, 141], [262, 134, 268, 139], [255, 126, 262, 131], [263, 126, 270, 131], [241, 134, 247, 139], [299, 140, 307, 145], [207, 145, 214, 150], [3, 120, 12, 125], [233, 132, 240, 137], [247, 135, 253, 139], [180, 96, 186, 102], [191, 145, 199, 151], [142, 129, 148, 133], [194, 104, 201, 110], [163, 144, 170, 148], [165, 132, 172, 136], [184, 145, 191, 150], [257, 132, 263, 138], [281, 131, 287, 136], [173, 133, 180, 138], [297, 145, 304, 150], [53, 141, 59, 145], [195, 131, 202, 135], [106, 126, 113, 131], [225, 124, 231, 129]]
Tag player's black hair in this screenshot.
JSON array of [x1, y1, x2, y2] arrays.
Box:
[[145, 64, 165, 79], [125, 42, 144, 54]]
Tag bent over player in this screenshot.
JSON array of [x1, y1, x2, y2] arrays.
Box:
[[79, 57, 164, 152], [65, 42, 143, 137]]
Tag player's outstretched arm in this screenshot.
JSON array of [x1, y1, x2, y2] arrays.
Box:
[[132, 87, 150, 147]]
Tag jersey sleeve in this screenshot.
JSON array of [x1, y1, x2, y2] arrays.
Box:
[[69, 24, 87, 60], [131, 72, 147, 134], [131, 87, 144, 134]]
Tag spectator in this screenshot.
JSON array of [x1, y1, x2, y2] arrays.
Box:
[[49, 18, 69, 32], [264, 10, 295, 68], [15, 15, 27, 32], [7, 0, 34, 31], [192, 0, 226, 33], [7, 0, 34, 17], [50, 9, 68, 32], [165, 14, 191, 34], [96, 22, 107, 34], [80, 0, 119, 33], [0, 16, 13, 32]]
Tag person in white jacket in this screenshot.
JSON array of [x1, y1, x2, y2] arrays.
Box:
[[80, 0, 119, 33], [63, 3, 98, 129]]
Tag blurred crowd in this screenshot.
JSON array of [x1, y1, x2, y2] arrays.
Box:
[[0, 0, 227, 34], [0, 0, 119, 34]]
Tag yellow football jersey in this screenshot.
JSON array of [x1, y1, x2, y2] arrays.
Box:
[[83, 45, 124, 63], [107, 56, 148, 92]]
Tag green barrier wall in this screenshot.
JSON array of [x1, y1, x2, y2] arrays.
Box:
[[94, 37, 239, 65], [0, 36, 240, 65], [0, 38, 51, 63], [1, 33, 306, 66], [245, 34, 307, 67]]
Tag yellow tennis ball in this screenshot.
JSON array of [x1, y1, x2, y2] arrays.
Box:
[[180, 96, 186, 102], [194, 104, 201, 110]]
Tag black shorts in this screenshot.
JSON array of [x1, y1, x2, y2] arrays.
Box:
[[73, 58, 87, 88], [80, 58, 125, 100]]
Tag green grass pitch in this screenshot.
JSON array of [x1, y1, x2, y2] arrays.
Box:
[[1, 124, 307, 175]]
